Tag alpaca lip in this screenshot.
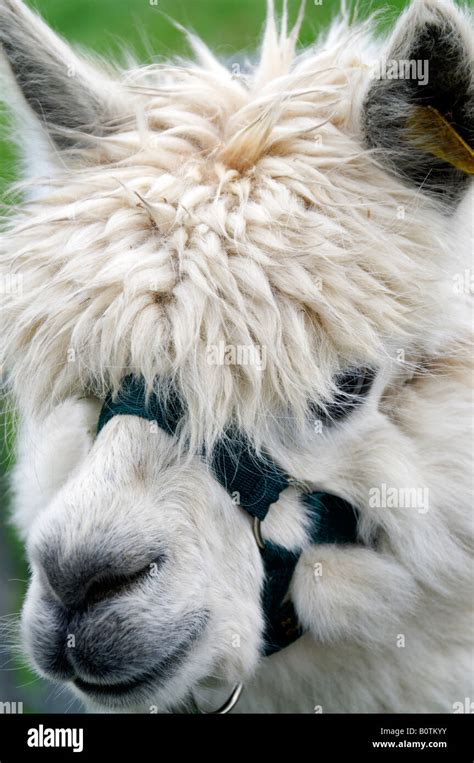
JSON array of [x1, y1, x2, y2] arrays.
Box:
[[75, 672, 151, 696], [73, 647, 188, 697], [71, 619, 208, 699]]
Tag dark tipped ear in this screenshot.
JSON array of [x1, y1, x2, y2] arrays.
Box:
[[0, 0, 125, 149], [363, 0, 473, 203]]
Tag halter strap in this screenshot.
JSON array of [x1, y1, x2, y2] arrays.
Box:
[[97, 375, 359, 657]]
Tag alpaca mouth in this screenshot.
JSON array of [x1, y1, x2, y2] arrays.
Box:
[[72, 619, 208, 700], [74, 670, 158, 697]]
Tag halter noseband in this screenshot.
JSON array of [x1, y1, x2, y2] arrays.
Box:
[[97, 375, 360, 709]]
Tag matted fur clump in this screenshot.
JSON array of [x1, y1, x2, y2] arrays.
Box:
[[0, 0, 469, 448]]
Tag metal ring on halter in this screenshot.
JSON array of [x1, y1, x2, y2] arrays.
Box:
[[253, 516, 266, 550], [190, 683, 244, 714]]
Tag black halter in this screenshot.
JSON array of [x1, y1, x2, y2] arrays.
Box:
[[97, 375, 360, 657]]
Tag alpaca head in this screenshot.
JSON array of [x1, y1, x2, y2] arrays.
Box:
[[1, 0, 472, 712]]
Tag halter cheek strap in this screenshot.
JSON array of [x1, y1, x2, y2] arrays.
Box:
[[97, 375, 360, 657]]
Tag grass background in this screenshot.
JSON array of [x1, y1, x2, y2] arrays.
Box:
[[0, 0, 409, 713]]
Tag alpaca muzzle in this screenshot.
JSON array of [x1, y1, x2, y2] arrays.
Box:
[[97, 375, 362, 711]]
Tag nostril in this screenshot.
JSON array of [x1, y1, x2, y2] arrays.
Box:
[[37, 547, 166, 612], [83, 557, 164, 609], [79, 555, 166, 610]]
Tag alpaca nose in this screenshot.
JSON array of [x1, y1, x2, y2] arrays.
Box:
[[36, 545, 164, 612]]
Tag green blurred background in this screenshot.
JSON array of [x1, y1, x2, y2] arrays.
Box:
[[0, 0, 409, 713]]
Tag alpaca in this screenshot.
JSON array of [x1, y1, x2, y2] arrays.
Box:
[[0, 0, 472, 714]]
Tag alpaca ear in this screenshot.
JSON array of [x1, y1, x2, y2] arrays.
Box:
[[363, 0, 473, 202], [0, 0, 125, 153]]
